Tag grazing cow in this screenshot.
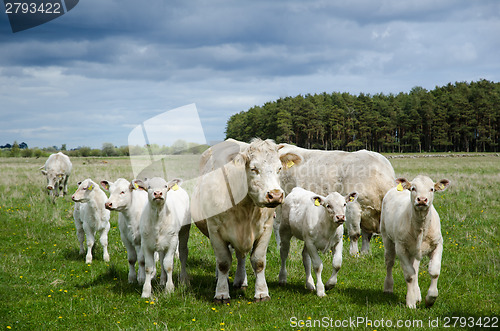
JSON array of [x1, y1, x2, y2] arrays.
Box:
[[276, 144, 395, 256], [100, 178, 148, 284], [136, 177, 191, 298], [40, 152, 72, 201], [72, 179, 111, 264], [380, 176, 450, 308], [191, 138, 302, 303], [279, 187, 358, 297]]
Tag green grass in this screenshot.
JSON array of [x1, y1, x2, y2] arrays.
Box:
[[0, 154, 499, 330]]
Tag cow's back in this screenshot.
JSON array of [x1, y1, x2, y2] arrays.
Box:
[[45, 152, 72, 174]]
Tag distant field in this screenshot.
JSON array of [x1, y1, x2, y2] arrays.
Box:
[[0, 154, 499, 330]]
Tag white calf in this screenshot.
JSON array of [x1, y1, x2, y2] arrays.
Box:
[[72, 179, 111, 264], [381, 175, 450, 308], [101, 178, 148, 284], [279, 187, 358, 297], [136, 177, 190, 298]]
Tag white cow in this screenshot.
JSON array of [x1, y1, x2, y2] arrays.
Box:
[[40, 152, 72, 201], [191, 138, 302, 303], [279, 187, 358, 297], [100, 178, 149, 284], [277, 144, 395, 256], [136, 177, 191, 298], [72, 179, 111, 264], [380, 175, 450, 308]]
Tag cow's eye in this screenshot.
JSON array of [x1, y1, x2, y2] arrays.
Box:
[[277, 167, 282, 174], [344, 203, 347, 207], [120, 191, 125, 195], [251, 167, 259, 174], [430, 188, 434, 192], [411, 187, 416, 191]]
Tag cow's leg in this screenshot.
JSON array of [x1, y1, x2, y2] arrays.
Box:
[[162, 239, 178, 294], [124, 238, 137, 284], [346, 202, 362, 256], [141, 245, 155, 298], [159, 250, 166, 286], [273, 206, 282, 249], [413, 258, 422, 304], [63, 175, 69, 196], [99, 223, 110, 263], [302, 245, 315, 292], [360, 229, 373, 255], [278, 221, 292, 286], [136, 244, 145, 285], [74, 218, 85, 255], [383, 237, 396, 293], [233, 250, 248, 289], [397, 245, 418, 308], [178, 223, 190, 285], [305, 241, 325, 297], [326, 227, 343, 290], [210, 233, 232, 303], [426, 243, 442, 307], [83, 223, 94, 264], [250, 224, 273, 302]]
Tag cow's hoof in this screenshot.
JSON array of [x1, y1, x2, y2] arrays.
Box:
[[213, 297, 230, 305], [325, 283, 336, 291], [254, 295, 270, 302]]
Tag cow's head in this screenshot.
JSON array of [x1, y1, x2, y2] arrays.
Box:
[[133, 177, 181, 207], [312, 191, 358, 224], [41, 169, 64, 191], [231, 139, 302, 208], [72, 179, 96, 203], [101, 178, 136, 211], [396, 176, 449, 211]]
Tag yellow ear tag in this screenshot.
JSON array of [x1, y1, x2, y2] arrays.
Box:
[[133, 182, 139, 190], [439, 183, 445, 190], [314, 198, 320, 206], [88, 184, 93, 191], [349, 196, 354, 202], [172, 183, 179, 191], [396, 183, 403, 191], [286, 160, 295, 169]]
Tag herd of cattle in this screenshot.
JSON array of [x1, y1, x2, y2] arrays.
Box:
[[40, 139, 450, 308]]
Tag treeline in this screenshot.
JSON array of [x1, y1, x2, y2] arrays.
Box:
[[0, 140, 209, 158], [225, 80, 500, 152]]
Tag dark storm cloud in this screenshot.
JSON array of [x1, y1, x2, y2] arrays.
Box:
[[0, 0, 499, 148]]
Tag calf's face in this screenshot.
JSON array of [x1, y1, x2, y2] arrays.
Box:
[[397, 175, 450, 210], [101, 178, 133, 211], [133, 177, 181, 207], [72, 179, 95, 202], [313, 191, 358, 224]]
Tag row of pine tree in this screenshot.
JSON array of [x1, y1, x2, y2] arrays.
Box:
[[225, 80, 500, 152]]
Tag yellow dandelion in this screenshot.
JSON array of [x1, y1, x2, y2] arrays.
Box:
[[192, 318, 196, 322]]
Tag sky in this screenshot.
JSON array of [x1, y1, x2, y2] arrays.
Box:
[[1, 0, 499, 149]]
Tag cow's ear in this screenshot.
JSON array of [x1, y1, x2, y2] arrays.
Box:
[[280, 152, 303, 170], [311, 195, 324, 207], [396, 178, 411, 191], [132, 179, 147, 191], [346, 192, 358, 203], [100, 180, 110, 191], [41, 170, 47, 175], [434, 179, 450, 192], [167, 178, 183, 191], [232, 152, 248, 167]]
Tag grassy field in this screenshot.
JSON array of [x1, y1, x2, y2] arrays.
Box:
[[0, 154, 499, 330]]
